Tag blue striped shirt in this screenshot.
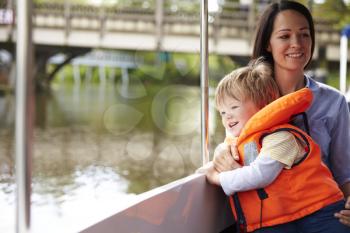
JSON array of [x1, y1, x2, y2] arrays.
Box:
[[295, 76, 350, 186]]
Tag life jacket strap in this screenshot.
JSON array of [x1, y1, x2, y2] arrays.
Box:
[[257, 188, 268, 229], [232, 193, 247, 233], [256, 188, 268, 200], [291, 112, 310, 135]]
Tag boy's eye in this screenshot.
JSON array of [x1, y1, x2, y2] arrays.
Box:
[[220, 111, 225, 116], [231, 106, 237, 110]]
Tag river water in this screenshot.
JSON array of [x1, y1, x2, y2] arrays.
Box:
[[0, 80, 224, 232]]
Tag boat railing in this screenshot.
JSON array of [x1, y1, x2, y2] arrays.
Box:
[[79, 174, 234, 233]]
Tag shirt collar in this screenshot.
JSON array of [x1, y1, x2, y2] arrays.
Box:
[[304, 74, 311, 88]]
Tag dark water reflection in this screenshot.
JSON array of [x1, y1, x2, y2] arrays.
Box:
[[0, 81, 224, 232]]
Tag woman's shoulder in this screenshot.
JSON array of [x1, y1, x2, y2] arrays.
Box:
[[307, 76, 346, 103], [306, 76, 348, 122]]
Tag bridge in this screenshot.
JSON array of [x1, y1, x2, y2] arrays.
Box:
[[0, 0, 348, 89], [0, 1, 345, 58]]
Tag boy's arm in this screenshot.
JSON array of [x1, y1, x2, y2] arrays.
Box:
[[205, 163, 221, 186], [219, 155, 284, 196], [219, 131, 303, 196]]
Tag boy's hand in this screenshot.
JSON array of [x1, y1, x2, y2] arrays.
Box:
[[205, 162, 220, 186], [195, 161, 213, 174], [225, 136, 240, 161], [213, 143, 241, 172]]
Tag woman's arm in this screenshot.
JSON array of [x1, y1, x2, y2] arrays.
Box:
[[321, 95, 350, 227], [329, 97, 350, 191]]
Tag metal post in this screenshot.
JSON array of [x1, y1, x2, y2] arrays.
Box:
[[340, 25, 350, 94], [99, 6, 106, 39], [64, 0, 71, 41], [15, 0, 33, 232], [155, 0, 164, 51], [200, 0, 209, 165], [6, 0, 15, 41]]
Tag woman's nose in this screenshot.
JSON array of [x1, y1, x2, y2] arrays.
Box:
[[291, 34, 302, 48]]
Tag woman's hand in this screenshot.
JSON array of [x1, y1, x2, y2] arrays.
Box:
[[334, 196, 350, 227], [213, 142, 241, 172]]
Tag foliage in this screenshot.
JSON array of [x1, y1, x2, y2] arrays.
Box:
[[326, 70, 350, 90], [130, 51, 200, 85], [312, 0, 350, 30], [51, 50, 237, 87], [219, 0, 245, 14], [209, 55, 237, 85]]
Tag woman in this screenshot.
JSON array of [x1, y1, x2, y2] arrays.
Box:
[[213, 0, 350, 229]]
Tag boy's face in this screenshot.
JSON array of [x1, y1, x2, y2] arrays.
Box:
[[218, 95, 259, 137]]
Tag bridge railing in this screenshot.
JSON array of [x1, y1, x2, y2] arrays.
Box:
[[0, 1, 340, 45], [30, 1, 255, 37]]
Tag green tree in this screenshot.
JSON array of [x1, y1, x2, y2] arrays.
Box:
[[219, 0, 242, 14], [313, 0, 350, 29]]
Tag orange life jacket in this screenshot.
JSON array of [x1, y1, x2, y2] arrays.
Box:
[[229, 88, 344, 232]]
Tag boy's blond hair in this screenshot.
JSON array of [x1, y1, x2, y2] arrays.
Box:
[[215, 58, 280, 109]]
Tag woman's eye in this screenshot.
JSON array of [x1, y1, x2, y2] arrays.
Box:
[[302, 33, 310, 38], [279, 35, 289, 39]]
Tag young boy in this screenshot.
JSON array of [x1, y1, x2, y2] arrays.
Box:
[[205, 58, 348, 233]]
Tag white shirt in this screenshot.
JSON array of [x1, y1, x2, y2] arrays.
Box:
[[219, 131, 304, 196]]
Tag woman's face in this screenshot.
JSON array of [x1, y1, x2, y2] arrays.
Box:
[[267, 10, 312, 73]]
